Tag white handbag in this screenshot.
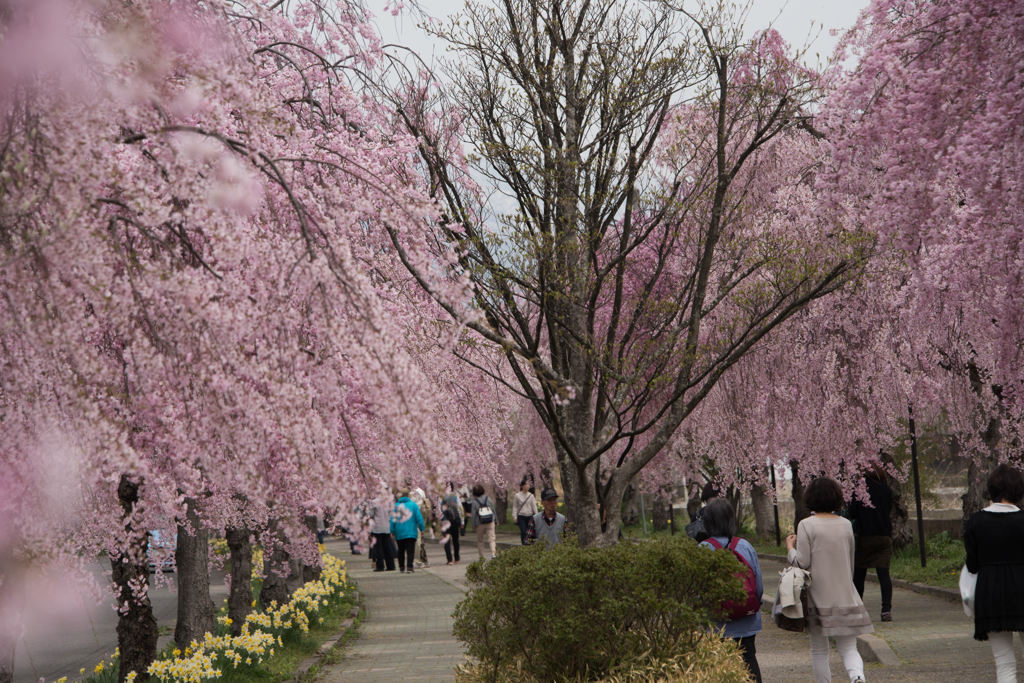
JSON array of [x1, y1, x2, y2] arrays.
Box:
[[960, 565, 977, 617]]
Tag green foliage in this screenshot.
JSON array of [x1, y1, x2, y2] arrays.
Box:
[[452, 536, 747, 683], [455, 633, 752, 683], [890, 531, 965, 590]]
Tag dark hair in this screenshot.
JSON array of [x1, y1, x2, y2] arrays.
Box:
[[521, 476, 529, 488], [988, 464, 1024, 504], [702, 498, 737, 538], [700, 482, 721, 503], [472, 484, 485, 497], [803, 477, 844, 513]]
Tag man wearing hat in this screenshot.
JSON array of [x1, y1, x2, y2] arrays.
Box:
[[525, 488, 568, 547]]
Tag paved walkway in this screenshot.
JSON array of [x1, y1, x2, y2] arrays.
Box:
[[320, 534, 492, 683], [324, 541, 1019, 683], [753, 558, 1013, 682]]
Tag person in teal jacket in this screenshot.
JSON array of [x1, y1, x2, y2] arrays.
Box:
[[391, 492, 425, 573]]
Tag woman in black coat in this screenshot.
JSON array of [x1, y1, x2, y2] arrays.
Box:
[[848, 461, 894, 622], [964, 463, 1024, 683]]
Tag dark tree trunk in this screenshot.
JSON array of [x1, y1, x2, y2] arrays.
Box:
[[111, 475, 158, 683], [790, 461, 812, 532], [225, 526, 253, 637], [751, 477, 776, 541], [726, 486, 744, 525], [962, 454, 994, 537], [652, 493, 670, 531], [174, 498, 215, 650], [879, 452, 913, 548], [0, 535, 21, 683], [961, 362, 1001, 537], [621, 480, 641, 527], [301, 516, 322, 585], [686, 484, 702, 522], [0, 629, 12, 683], [260, 521, 291, 611], [494, 487, 509, 526]]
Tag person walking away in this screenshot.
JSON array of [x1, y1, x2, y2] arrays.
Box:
[[525, 489, 567, 547], [471, 484, 497, 560], [444, 482, 465, 537], [458, 483, 472, 533], [440, 496, 462, 564], [513, 478, 538, 545], [964, 464, 1024, 683], [699, 498, 763, 683], [848, 461, 894, 622], [409, 486, 432, 568], [369, 497, 396, 572], [391, 491, 424, 573], [786, 477, 873, 683]]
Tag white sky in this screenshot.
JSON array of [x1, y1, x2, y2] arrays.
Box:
[[370, 0, 869, 221], [373, 0, 868, 70]]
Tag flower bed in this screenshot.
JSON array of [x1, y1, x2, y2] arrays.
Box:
[[59, 551, 349, 683]]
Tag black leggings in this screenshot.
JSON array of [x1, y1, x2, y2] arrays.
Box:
[[396, 537, 417, 570], [734, 635, 762, 683], [853, 566, 893, 613]]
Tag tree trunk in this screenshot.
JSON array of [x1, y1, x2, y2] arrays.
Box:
[[962, 363, 1001, 537], [225, 526, 253, 637], [0, 629, 12, 683], [301, 516, 322, 585], [260, 521, 291, 611], [111, 475, 158, 683], [962, 454, 994, 537], [174, 498, 215, 651], [790, 460, 812, 532], [621, 479, 641, 527], [0, 533, 21, 683], [494, 487, 509, 526], [751, 477, 776, 541], [878, 452, 913, 548], [686, 483, 702, 521], [652, 493, 670, 531]]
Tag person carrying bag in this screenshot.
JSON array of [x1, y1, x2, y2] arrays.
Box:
[[470, 484, 497, 560], [699, 498, 764, 683]]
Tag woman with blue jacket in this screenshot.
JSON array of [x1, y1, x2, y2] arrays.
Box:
[[699, 497, 763, 683], [391, 491, 424, 573]]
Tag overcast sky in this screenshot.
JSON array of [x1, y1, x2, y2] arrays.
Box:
[[371, 0, 870, 224], [374, 0, 869, 69]]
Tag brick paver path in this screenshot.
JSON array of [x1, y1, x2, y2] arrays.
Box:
[[321, 537, 486, 683]]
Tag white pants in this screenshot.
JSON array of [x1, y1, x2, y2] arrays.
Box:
[[809, 633, 864, 683], [990, 632, 1023, 683]]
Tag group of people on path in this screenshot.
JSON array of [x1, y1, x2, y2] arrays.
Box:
[[698, 462, 1024, 683], [365, 480, 569, 574], [696, 473, 883, 683]]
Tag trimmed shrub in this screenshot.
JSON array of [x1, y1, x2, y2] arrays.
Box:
[[452, 536, 748, 683]]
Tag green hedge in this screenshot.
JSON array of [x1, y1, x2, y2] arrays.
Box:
[[452, 535, 747, 683]]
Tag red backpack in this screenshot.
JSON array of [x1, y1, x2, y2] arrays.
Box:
[[706, 537, 761, 620]]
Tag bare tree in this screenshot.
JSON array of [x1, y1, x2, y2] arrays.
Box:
[[385, 0, 867, 545]]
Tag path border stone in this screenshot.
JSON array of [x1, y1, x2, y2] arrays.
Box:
[[857, 634, 902, 666]]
